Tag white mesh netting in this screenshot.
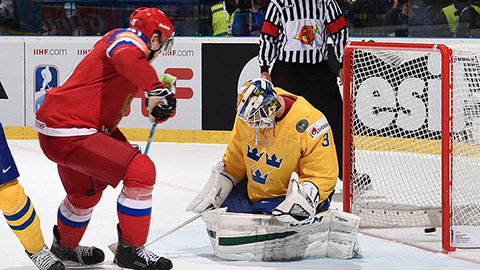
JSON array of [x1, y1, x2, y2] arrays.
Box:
[[346, 43, 480, 253]]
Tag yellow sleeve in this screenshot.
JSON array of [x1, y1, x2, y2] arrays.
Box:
[[298, 116, 339, 203], [223, 117, 247, 182]]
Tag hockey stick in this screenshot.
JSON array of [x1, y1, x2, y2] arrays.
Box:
[[108, 211, 204, 254], [143, 123, 157, 155]]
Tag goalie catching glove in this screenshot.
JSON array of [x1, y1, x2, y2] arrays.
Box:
[[186, 160, 238, 213], [272, 171, 319, 223], [146, 74, 177, 123]]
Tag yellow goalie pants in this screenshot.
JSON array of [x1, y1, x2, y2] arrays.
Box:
[[0, 179, 44, 254]]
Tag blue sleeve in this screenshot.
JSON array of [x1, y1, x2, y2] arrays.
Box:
[[0, 123, 20, 184]]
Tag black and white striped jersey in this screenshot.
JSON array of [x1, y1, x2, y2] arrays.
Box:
[[258, 0, 348, 72]]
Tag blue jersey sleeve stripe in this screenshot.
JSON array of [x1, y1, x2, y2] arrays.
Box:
[[105, 28, 148, 59], [106, 29, 127, 43], [106, 39, 145, 59]]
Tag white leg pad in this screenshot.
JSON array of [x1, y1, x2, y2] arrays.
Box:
[[327, 210, 362, 259], [201, 208, 361, 261]]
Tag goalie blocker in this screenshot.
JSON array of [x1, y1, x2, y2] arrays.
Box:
[[201, 208, 362, 261]]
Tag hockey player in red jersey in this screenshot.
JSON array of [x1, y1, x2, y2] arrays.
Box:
[[34, 7, 175, 270]]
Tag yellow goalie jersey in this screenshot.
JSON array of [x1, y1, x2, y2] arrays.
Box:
[[223, 88, 338, 204]]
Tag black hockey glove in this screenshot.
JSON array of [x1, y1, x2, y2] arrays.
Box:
[[146, 88, 177, 123]]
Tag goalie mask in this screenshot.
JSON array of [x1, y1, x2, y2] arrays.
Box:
[[129, 7, 175, 57], [236, 78, 281, 130]]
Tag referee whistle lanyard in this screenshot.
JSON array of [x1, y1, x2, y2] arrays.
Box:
[[223, 2, 233, 36]]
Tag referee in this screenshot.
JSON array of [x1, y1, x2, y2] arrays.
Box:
[[259, 0, 348, 180]]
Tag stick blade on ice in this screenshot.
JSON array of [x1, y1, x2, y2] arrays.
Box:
[[108, 243, 117, 255]]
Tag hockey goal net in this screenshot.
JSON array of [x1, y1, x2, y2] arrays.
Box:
[[343, 41, 480, 254]]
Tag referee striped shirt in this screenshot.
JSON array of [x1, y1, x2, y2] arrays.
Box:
[[259, 0, 348, 72]]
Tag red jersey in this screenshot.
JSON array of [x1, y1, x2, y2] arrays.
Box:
[[35, 28, 166, 137]]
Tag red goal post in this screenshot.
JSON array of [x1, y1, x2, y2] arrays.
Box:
[[342, 41, 480, 253]]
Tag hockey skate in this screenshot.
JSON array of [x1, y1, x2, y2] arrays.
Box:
[[26, 244, 65, 270], [114, 224, 173, 270], [51, 225, 105, 265]]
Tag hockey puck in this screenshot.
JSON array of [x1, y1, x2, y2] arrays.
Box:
[[424, 227, 436, 233]]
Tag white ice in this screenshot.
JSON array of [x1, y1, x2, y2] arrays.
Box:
[[1, 140, 480, 270]]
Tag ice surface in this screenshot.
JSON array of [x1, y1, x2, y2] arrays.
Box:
[[1, 140, 479, 270]]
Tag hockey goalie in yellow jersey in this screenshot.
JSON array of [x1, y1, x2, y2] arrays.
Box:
[[187, 78, 362, 261]]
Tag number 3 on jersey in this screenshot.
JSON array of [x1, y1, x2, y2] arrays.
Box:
[[322, 133, 330, 147]]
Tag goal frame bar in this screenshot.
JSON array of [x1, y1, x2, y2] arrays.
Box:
[[342, 41, 454, 252]]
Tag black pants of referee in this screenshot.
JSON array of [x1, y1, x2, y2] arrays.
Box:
[[271, 60, 344, 179]]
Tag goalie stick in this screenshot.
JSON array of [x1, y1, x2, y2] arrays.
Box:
[[108, 211, 204, 254]]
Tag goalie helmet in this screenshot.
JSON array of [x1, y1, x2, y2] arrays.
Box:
[[236, 78, 281, 129], [129, 7, 175, 54]]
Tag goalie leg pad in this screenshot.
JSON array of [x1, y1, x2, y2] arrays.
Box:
[[186, 160, 237, 213], [201, 208, 361, 261], [327, 209, 362, 259]]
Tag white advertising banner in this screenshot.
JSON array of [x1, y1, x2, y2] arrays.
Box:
[[25, 38, 97, 127], [451, 226, 480, 247], [24, 37, 202, 130], [122, 41, 202, 130], [0, 42, 25, 126]]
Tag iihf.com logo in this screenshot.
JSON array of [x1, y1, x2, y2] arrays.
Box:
[[34, 65, 58, 112]]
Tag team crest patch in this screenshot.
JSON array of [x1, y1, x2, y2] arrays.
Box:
[[307, 117, 330, 140], [296, 119, 309, 133], [294, 25, 317, 45]]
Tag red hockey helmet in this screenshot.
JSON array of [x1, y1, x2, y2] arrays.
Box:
[[129, 7, 175, 53]]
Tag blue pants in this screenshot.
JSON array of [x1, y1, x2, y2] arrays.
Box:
[[220, 180, 285, 214], [221, 179, 333, 214]]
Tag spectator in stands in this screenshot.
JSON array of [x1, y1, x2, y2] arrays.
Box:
[[231, 0, 269, 36], [407, 0, 444, 37], [42, 5, 71, 35], [417, 0, 442, 25], [211, 0, 236, 36], [64, 2, 85, 35], [339, 0, 362, 32], [436, 0, 480, 37], [0, 0, 20, 34], [382, 0, 419, 36]]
